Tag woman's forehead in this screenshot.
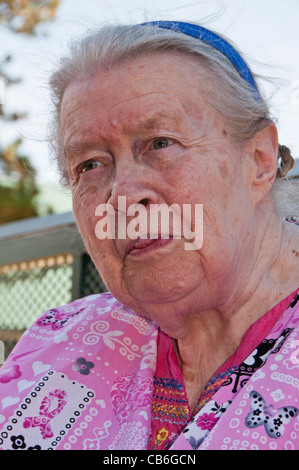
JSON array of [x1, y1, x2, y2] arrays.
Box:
[[61, 52, 208, 114], [60, 53, 216, 143]]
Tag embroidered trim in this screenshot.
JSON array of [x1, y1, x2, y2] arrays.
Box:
[[151, 376, 189, 424], [195, 367, 237, 412]]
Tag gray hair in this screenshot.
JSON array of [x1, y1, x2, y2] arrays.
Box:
[[48, 22, 295, 211]]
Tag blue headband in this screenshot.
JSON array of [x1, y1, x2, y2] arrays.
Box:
[[141, 21, 260, 100]]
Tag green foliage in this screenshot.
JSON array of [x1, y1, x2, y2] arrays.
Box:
[[0, 139, 40, 224]]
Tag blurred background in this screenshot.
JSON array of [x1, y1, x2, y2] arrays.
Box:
[[0, 0, 298, 359]]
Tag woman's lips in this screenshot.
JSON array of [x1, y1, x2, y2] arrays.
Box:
[[127, 236, 173, 256]]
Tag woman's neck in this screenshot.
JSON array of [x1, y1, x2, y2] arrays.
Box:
[[175, 215, 299, 413]]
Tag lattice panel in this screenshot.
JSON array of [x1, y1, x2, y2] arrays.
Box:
[[81, 253, 107, 297], [0, 254, 74, 330]]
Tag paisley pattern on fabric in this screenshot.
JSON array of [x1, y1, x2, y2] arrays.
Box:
[[111, 372, 152, 424]]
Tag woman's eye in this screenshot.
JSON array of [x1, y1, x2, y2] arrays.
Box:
[[80, 159, 101, 173], [151, 137, 174, 150]]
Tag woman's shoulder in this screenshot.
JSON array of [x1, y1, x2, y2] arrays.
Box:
[[0, 291, 156, 387], [1, 292, 155, 366], [35, 291, 120, 323], [30, 291, 153, 337], [28, 291, 120, 332]]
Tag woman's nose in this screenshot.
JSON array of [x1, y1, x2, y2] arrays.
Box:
[[106, 164, 158, 211]]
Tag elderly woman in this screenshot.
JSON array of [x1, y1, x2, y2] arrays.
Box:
[[0, 21, 298, 451]]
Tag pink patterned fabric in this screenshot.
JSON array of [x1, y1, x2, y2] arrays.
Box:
[[170, 289, 299, 450], [0, 289, 298, 450], [0, 293, 158, 450]]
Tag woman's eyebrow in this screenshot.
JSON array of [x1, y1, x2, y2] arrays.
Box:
[[115, 109, 188, 141], [64, 110, 185, 157], [127, 110, 182, 134], [64, 141, 100, 158]]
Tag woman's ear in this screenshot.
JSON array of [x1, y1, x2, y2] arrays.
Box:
[[249, 121, 278, 205]]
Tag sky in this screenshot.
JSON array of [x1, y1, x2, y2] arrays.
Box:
[[1, 0, 299, 191]]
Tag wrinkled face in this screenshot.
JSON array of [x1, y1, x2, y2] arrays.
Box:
[[61, 52, 254, 334]]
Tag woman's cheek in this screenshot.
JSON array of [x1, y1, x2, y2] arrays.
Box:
[[72, 183, 98, 237], [72, 183, 116, 264]]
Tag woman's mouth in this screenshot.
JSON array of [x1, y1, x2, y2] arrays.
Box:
[[127, 236, 173, 256]]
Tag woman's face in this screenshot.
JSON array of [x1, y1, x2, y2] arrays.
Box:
[[61, 52, 255, 335]]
